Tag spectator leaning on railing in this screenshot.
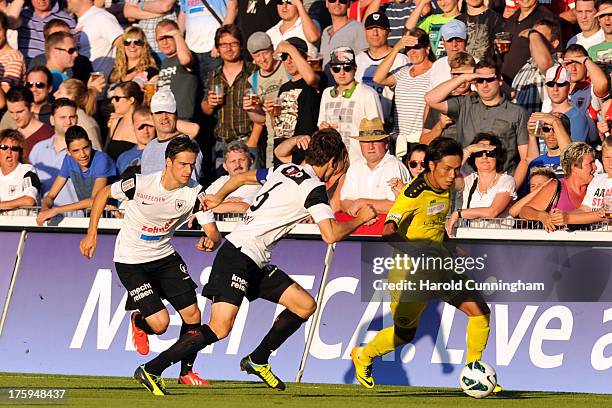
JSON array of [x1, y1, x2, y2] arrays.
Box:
[[0, 129, 40, 214], [509, 167, 558, 218]]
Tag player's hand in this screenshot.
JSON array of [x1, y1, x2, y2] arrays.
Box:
[[347, 199, 365, 217], [199, 194, 223, 211], [295, 135, 311, 150], [36, 208, 56, 226], [356, 203, 377, 224], [80, 233, 97, 259], [195, 236, 217, 252], [446, 210, 459, 237]]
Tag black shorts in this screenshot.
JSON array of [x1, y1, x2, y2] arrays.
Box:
[[116, 252, 198, 317], [202, 241, 295, 306]]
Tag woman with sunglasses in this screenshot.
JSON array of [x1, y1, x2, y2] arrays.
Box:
[[390, 143, 427, 197], [0, 129, 39, 216], [54, 79, 102, 151], [447, 133, 516, 233], [373, 28, 434, 159], [106, 81, 144, 161], [109, 26, 159, 88]]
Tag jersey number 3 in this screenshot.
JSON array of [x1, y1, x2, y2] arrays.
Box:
[[250, 182, 283, 212]]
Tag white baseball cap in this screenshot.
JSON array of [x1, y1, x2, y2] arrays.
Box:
[[150, 89, 177, 114]]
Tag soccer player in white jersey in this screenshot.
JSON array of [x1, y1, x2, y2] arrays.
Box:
[[79, 137, 221, 388], [134, 129, 377, 395]]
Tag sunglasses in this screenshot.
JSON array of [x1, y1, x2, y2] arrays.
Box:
[[406, 44, 426, 50], [275, 0, 292, 4], [474, 150, 497, 158], [26, 81, 47, 89], [409, 160, 424, 168], [331, 64, 353, 73], [542, 126, 553, 133], [328, 0, 350, 3], [545, 81, 569, 88], [475, 76, 497, 84], [124, 38, 145, 47], [111, 95, 129, 102], [55, 47, 77, 55], [275, 52, 289, 61], [0, 144, 22, 152]]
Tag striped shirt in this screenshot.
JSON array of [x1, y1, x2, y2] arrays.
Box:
[[0, 50, 26, 87], [206, 61, 255, 143], [126, 0, 177, 54], [17, 3, 75, 63], [381, 2, 415, 46], [392, 65, 432, 156]]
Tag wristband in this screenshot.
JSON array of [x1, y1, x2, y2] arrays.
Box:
[[457, 209, 462, 219]]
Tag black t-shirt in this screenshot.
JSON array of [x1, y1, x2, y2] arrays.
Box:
[[274, 78, 320, 139], [158, 53, 199, 120], [500, 5, 559, 86], [237, 0, 280, 44], [457, 9, 504, 63]]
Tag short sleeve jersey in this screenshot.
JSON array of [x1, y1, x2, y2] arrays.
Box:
[[110, 172, 215, 264], [385, 173, 450, 243], [0, 163, 41, 202], [226, 164, 335, 267]]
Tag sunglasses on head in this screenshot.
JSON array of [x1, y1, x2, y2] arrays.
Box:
[[331, 64, 353, 73], [409, 160, 424, 168], [474, 150, 497, 158], [26, 81, 47, 89], [545, 81, 569, 88], [124, 38, 145, 47], [0, 144, 22, 152], [328, 0, 350, 3], [475, 76, 497, 84]]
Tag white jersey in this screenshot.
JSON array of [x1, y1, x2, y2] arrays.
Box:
[[110, 172, 215, 264], [0, 163, 40, 215], [226, 164, 335, 267], [205, 175, 260, 204]]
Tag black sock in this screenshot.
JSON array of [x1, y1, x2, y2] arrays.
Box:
[[180, 322, 200, 376], [145, 324, 218, 376], [250, 310, 307, 365], [135, 313, 155, 335]]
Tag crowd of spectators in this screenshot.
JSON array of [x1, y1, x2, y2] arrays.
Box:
[[0, 0, 611, 233]]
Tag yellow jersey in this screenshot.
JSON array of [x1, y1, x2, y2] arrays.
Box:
[[385, 173, 450, 244]]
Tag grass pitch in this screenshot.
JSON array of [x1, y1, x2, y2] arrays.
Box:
[[0, 373, 610, 408]]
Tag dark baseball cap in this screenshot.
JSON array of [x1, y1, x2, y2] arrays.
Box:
[[364, 12, 390, 30], [286, 37, 308, 54]]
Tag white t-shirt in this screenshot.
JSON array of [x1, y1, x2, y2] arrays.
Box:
[[581, 173, 612, 210], [110, 172, 215, 264], [429, 56, 451, 89], [180, 0, 227, 53], [205, 174, 261, 204], [340, 152, 410, 201], [461, 172, 516, 209], [567, 29, 605, 51], [266, 17, 318, 54], [75, 6, 123, 79], [0, 163, 40, 215], [317, 83, 383, 164], [355, 50, 409, 122], [226, 164, 335, 267]]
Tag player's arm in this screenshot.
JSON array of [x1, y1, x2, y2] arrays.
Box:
[[80, 185, 113, 259], [202, 170, 265, 210], [317, 205, 376, 244], [212, 200, 251, 214], [195, 219, 223, 252]]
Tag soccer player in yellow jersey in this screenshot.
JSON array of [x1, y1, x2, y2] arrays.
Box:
[[351, 137, 499, 393]]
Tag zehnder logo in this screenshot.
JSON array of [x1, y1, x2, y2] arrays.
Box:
[[231, 274, 247, 292], [130, 283, 153, 301], [141, 219, 174, 234]]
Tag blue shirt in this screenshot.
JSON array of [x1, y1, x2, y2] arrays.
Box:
[[564, 107, 592, 142], [28, 136, 79, 206], [116, 146, 144, 174], [50, 69, 69, 92], [59, 149, 117, 200]]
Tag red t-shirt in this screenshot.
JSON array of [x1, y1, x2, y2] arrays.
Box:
[[348, 0, 391, 21]]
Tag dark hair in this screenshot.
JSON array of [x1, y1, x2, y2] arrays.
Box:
[[0, 11, 8, 32], [6, 86, 34, 106], [121, 164, 141, 179], [27, 65, 53, 87], [156, 18, 179, 32], [65, 125, 90, 148], [43, 18, 71, 39], [534, 18, 561, 43], [52, 97, 78, 114], [214, 24, 243, 49], [409, 143, 428, 157], [45, 31, 73, 57], [114, 81, 144, 106], [132, 105, 152, 120], [565, 43, 588, 56], [305, 128, 347, 168], [424, 137, 463, 173], [0, 129, 26, 163], [407, 28, 436, 62], [475, 60, 499, 76], [466, 133, 506, 173], [165, 136, 201, 160]]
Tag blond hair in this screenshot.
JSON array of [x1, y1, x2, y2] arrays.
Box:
[[110, 26, 157, 84], [60, 79, 98, 116], [529, 167, 557, 180], [560, 142, 594, 177]]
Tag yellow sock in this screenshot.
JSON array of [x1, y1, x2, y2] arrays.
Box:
[[360, 326, 407, 364], [465, 314, 490, 363]]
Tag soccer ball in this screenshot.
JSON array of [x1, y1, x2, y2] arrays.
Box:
[[459, 360, 497, 398]]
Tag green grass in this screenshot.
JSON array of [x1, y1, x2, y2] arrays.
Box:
[[0, 373, 610, 407]]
